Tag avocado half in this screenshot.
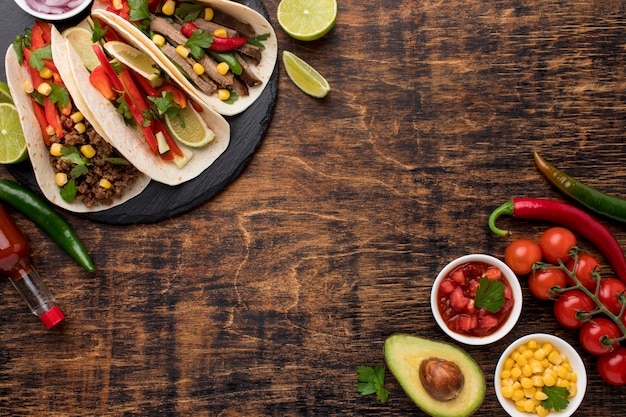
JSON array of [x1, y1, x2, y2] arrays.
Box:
[[383, 334, 485, 417]]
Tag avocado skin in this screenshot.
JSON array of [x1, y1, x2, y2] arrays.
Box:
[[383, 334, 485, 417]]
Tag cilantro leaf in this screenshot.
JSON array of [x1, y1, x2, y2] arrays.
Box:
[[176, 3, 204, 22], [148, 91, 181, 118], [60, 146, 92, 178], [49, 83, 70, 110], [185, 30, 213, 60], [474, 276, 505, 313], [60, 179, 77, 203], [29, 44, 52, 71], [542, 386, 570, 411], [104, 157, 130, 165], [128, 0, 151, 22], [91, 19, 108, 43], [248, 33, 270, 50], [357, 365, 389, 404]]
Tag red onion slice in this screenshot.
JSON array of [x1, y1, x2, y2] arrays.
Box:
[[24, 0, 87, 15]]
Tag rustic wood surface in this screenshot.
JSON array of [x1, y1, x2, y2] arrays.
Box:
[[1, 0, 626, 415]]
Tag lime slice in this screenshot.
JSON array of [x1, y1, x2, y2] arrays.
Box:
[[0, 103, 28, 164], [282, 51, 330, 98], [0, 81, 13, 104], [103, 41, 161, 81], [165, 105, 216, 148], [277, 0, 337, 41], [63, 27, 101, 72]]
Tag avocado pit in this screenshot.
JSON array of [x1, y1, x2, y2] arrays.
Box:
[[419, 357, 465, 401]]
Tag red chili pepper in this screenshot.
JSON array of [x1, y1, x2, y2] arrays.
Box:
[[181, 22, 200, 38], [488, 198, 626, 283], [180, 22, 247, 52], [209, 36, 247, 52]]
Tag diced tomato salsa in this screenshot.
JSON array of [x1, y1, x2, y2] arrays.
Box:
[[437, 261, 514, 337]]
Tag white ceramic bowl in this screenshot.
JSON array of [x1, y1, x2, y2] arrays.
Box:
[[14, 0, 92, 21], [431, 254, 522, 345], [495, 333, 587, 417]]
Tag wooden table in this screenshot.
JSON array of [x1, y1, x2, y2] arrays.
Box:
[[1, 0, 626, 415]]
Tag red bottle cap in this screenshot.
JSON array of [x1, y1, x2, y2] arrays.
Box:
[[40, 305, 65, 329]]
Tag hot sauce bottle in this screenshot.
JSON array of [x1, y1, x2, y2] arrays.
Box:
[[0, 203, 65, 329]]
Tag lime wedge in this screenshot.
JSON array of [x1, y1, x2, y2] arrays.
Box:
[[0, 81, 13, 104], [0, 103, 28, 164], [103, 41, 161, 81], [63, 27, 101, 72], [277, 0, 337, 41], [282, 51, 330, 98], [165, 105, 216, 148]]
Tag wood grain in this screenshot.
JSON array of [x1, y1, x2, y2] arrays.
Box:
[[1, 0, 626, 416]]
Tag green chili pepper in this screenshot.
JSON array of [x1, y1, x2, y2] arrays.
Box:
[[208, 51, 242, 75], [0, 179, 95, 272], [534, 152, 626, 223]]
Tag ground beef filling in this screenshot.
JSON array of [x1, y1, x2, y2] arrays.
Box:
[[49, 116, 143, 208]]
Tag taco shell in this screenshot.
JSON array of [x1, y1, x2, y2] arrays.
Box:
[[91, 0, 277, 116], [4, 44, 151, 213], [51, 26, 231, 186]]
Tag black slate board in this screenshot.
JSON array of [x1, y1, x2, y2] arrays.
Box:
[[2, 0, 278, 225]]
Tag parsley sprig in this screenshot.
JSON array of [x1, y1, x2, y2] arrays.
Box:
[[542, 386, 570, 411], [474, 276, 505, 313], [357, 364, 389, 404]]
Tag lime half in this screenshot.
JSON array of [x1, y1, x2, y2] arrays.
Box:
[[277, 0, 337, 41], [103, 41, 161, 82], [63, 27, 101, 72], [0, 81, 13, 104], [282, 51, 331, 98], [0, 103, 28, 164], [165, 105, 216, 148]]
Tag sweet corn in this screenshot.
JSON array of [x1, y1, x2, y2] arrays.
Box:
[[99, 178, 112, 189], [176, 45, 190, 58], [50, 143, 63, 157], [500, 339, 577, 416], [80, 144, 96, 159], [37, 82, 52, 96], [74, 122, 86, 134], [23, 79, 34, 94], [162, 0, 176, 15], [55, 172, 68, 187], [217, 89, 230, 101], [152, 34, 166, 47], [70, 111, 84, 123], [204, 7, 214, 21], [193, 63, 205, 75], [216, 62, 230, 75], [39, 67, 53, 79], [213, 28, 228, 38], [45, 125, 56, 136], [112, 0, 123, 10]]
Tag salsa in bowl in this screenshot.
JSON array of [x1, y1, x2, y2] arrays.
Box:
[[431, 254, 522, 345]]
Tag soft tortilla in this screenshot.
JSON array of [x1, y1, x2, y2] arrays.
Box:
[[51, 26, 231, 186], [4, 45, 151, 213], [91, 0, 278, 116]]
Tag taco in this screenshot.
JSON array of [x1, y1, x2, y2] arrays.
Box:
[[4, 21, 150, 213], [91, 0, 277, 116], [55, 18, 231, 186]]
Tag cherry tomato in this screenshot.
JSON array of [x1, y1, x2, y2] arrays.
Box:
[[528, 267, 567, 300], [538, 227, 577, 265], [553, 289, 596, 328], [598, 347, 626, 386], [565, 253, 600, 289], [579, 317, 621, 355], [504, 239, 543, 275], [598, 278, 626, 315]]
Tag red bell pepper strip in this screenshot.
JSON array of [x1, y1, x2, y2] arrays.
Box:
[[488, 198, 626, 283], [157, 83, 187, 108], [89, 65, 118, 101], [44, 97, 64, 139], [31, 101, 51, 145], [129, 69, 159, 97], [153, 119, 183, 157]]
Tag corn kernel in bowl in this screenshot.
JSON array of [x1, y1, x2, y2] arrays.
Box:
[[495, 334, 586, 417]]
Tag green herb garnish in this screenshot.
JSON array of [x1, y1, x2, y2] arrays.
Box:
[[60, 146, 92, 178], [248, 33, 270, 50], [357, 364, 389, 404], [49, 83, 69, 110], [474, 276, 505, 313], [60, 179, 77, 203], [176, 2, 204, 22], [185, 30, 213, 60], [542, 386, 570, 411], [29, 44, 52, 71], [128, 0, 151, 22]]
